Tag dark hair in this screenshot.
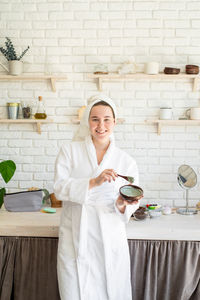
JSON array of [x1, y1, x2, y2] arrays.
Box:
[[91, 101, 115, 118]]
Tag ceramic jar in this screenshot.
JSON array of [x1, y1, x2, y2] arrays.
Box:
[[159, 107, 173, 120]]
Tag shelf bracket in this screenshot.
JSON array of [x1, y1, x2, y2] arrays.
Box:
[[158, 122, 162, 135], [50, 78, 56, 92], [98, 78, 102, 91], [36, 122, 41, 134], [193, 77, 198, 92]]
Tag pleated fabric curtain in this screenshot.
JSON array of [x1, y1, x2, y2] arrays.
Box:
[[1, 237, 200, 300], [0, 237, 60, 300], [128, 239, 200, 300]]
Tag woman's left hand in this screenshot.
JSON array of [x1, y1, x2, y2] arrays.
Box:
[[116, 195, 139, 213]]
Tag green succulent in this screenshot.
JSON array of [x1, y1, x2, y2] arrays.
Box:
[[0, 37, 29, 61], [0, 160, 16, 208]]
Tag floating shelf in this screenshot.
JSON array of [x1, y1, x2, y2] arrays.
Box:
[[0, 119, 54, 134], [88, 73, 200, 92], [0, 75, 67, 92], [71, 117, 125, 124], [145, 119, 200, 135]]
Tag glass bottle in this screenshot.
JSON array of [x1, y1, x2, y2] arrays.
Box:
[[34, 96, 47, 119]]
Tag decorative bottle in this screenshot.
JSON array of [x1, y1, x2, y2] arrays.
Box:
[[34, 96, 47, 119]]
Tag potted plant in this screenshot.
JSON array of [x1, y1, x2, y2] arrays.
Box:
[[0, 160, 16, 208], [0, 37, 30, 75]]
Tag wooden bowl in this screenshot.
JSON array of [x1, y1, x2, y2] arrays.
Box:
[[164, 67, 180, 74], [185, 65, 199, 74], [50, 193, 62, 208], [119, 184, 143, 203]]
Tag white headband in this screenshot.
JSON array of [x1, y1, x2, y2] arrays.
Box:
[[73, 94, 117, 141]]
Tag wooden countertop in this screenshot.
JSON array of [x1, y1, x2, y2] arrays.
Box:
[[1, 206, 200, 241], [0, 207, 61, 237]]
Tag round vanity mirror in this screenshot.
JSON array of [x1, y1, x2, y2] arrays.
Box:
[[177, 165, 197, 215]]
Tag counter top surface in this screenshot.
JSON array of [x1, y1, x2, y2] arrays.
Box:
[[0, 207, 200, 241], [127, 212, 200, 241], [0, 207, 61, 237]]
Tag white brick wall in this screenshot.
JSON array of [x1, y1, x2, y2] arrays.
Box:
[[0, 0, 200, 208]]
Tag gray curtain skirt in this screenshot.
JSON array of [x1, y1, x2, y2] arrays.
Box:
[[0, 237, 200, 300]]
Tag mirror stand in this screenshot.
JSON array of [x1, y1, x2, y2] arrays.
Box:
[[177, 190, 198, 215]]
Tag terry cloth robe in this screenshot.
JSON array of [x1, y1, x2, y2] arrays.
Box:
[[54, 135, 140, 300]]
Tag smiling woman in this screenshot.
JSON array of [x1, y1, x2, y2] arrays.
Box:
[[54, 95, 140, 300], [89, 102, 116, 164]]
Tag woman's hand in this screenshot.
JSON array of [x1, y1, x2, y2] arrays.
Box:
[[89, 169, 118, 189], [116, 195, 139, 214]]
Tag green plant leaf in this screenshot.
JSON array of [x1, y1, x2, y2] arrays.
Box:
[[0, 188, 5, 208], [0, 160, 16, 183]]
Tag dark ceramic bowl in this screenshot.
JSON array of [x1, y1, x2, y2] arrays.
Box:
[[164, 67, 180, 74], [133, 211, 148, 221], [133, 206, 148, 220], [119, 184, 143, 203], [185, 65, 199, 74]]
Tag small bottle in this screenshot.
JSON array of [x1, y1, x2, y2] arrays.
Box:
[[34, 96, 47, 119]]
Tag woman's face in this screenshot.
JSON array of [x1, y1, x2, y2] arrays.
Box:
[[89, 105, 115, 144]]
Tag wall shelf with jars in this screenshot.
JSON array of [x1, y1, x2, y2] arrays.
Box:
[[0, 75, 67, 92], [145, 119, 200, 135], [0, 119, 54, 134], [88, 73, 199, 92]]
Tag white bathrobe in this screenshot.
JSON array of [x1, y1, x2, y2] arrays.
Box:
[[54, 135, 140, 300]]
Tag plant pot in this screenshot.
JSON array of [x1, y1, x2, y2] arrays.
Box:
[[9, 60, 23, 75]]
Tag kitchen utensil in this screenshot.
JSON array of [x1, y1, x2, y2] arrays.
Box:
[[117, 174, 134, 183], [164, 67, 180, 74], [119, 184, 143, 203]]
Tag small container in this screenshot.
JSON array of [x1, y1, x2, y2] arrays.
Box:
[[185, 65, 199, 75], [34, 96, 47, 119], [162, 206, 172, 215], [145, 62, 159, 75], [119, 184, 143, 203], [21, 101, 31, 119], [50, 193, 62, 208], [159, 107, 173, 120], [149, 210, 162, 218], [133, 207, 148, 221], [164, 67, 180, 74], [94, 64, 108, 74], [7, 102, 20, 119]]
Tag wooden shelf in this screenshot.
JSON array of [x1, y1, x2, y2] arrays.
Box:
[[0, 75, 67, 92], [145, 119, 200, 135], [88, 73, 200, 92], [0, 118, 54, 134], [71, 117, 125, 124]]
